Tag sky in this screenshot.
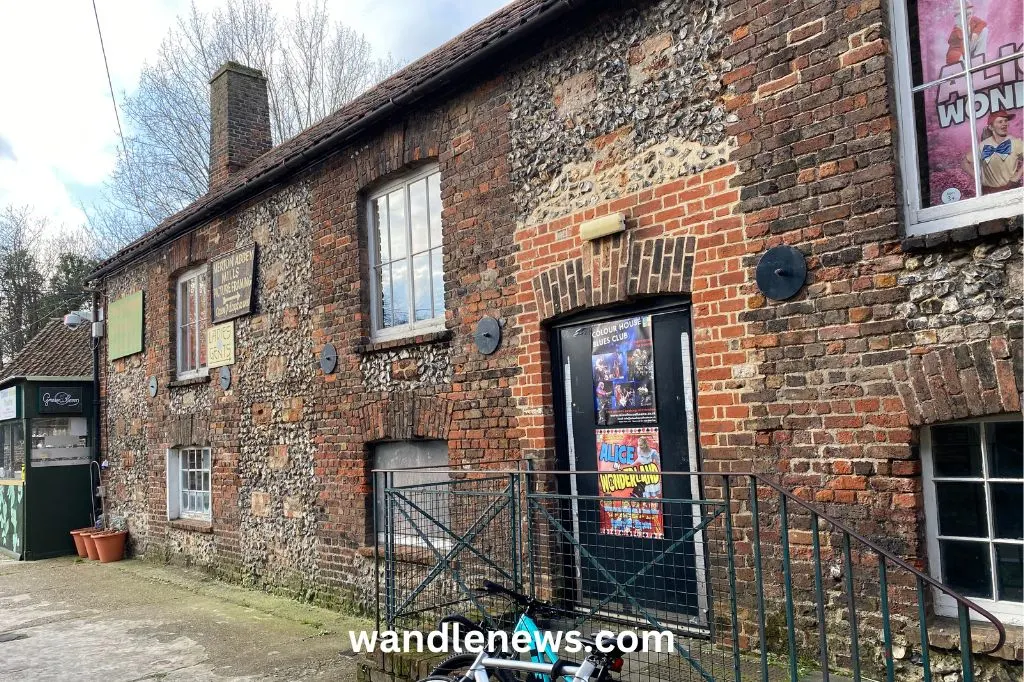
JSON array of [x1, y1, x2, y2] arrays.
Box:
[[0, 0, 508, 234]]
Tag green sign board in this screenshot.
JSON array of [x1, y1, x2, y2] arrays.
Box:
[[108, 291, 144, 361]]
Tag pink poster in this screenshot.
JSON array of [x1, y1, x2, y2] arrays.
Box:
[[911, 0, 1023, 207]]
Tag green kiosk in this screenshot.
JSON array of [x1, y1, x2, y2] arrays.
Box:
[[0, 319, 94, 560]]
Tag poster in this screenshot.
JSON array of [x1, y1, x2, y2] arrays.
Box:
[[592, 316, 656, 426], [911, 0, 1023, 207], [596, 428, 664, 539], [0, 388, 16, 421]]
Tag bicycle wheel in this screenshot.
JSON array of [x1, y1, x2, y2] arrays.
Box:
[[420, 653, 527, 682]]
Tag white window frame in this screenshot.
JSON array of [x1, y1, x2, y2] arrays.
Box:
[[166, 447, 212, 522], [367, 164, 446, 342], [889, 0, 1024, 237], [175, 266, 208, 379], [921, 416, 1023, 624]]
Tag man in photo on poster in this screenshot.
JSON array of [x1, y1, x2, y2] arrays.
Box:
[[962, 108, 1024, 194]]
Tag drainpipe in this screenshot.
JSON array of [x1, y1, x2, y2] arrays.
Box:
[[86, 287, 102, 525]]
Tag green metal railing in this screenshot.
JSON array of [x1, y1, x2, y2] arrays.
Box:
[[373, 466, 1009, 681]]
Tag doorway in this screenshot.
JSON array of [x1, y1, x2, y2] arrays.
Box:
[[550, 300, 707, 628]]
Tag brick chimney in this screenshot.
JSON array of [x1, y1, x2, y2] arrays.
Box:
[[209, 61, 272, 190]]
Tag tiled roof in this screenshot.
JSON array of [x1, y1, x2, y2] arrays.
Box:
[[91, 0, 578, 279], [0, 318, 92, 382]]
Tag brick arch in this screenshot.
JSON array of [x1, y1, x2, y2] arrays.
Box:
[[357, 393, 454, 442], [890, 337, 1022, 426], [530, 232, 697, 322]]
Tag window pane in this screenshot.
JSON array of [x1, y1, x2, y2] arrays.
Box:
[[940, 539, 993, 599], [971, 64, 1024, 197], [995, 543, 1024, 602], [388, 189, 407, 261], [428, 173, 442, 248], [409, 178, 430, 254], [932, 423, 982, 476], [988, 421, 1023, 478], [991, 483, 1023, 538], [413, 252, 432, 322], [197, 275, 208, 367], [907, 0, 971, 85], [202, 449, 211, 471], [913, 79, 979, 208], [392, 261, 409, 326], [372, 195, 390, 264], [936, 481, 988, 537], [203, 471, 210, 493], [431, 248, 444, 316], [379, 266, 393, 328], [181, 324, 194, 372]]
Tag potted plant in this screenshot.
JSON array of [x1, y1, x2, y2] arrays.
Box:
[[81, 529, 102, 560], [69, 528, 94, 558], [92, 516, 128, 563]]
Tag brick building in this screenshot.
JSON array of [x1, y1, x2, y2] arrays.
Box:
[[89, 0, 1022, 666]]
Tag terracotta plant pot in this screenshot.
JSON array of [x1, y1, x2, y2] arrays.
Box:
[[81, 531, 102, 560], [70, 528, 93, 558], [93, 530, 127, 563]]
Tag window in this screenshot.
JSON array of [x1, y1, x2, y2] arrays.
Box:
[[367, 166, 445, 340], [30, 418, 89, 467], [373, 440, 449, 545], [890, 1, 1023, 236], [922, 418, 1023, 623], [176, 266, 209, 378], [0, 422, 24, 478], [166, 447, 212, 521]]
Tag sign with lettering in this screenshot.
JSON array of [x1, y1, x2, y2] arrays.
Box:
[[108, 291, 144, 360], [207, 321, 235, 368], [38, 386, 84, 414], [211, 246, 255, 323], [0, 387, 17, 421]]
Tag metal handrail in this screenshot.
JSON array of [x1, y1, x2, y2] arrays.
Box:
[[373, 465, 1009, 677], [747, 471, 1007, 655]]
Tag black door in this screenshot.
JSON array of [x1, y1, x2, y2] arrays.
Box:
[[552, 302, 705, 626]]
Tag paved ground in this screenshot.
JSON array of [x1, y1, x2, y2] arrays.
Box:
[[0, 556, 373, 681]]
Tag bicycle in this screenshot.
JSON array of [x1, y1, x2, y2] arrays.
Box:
[[420, 581, 625, 682]]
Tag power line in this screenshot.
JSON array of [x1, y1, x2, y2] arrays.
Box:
[[91, 0, 125, 144]]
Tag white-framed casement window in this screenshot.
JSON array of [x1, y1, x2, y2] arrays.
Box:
[[373, 440, 450, 546], [367, 165, 445, 341], [166, 447, 212, 521], [889, 0, 1023, 236], [922, 417, 1023, 624], [175, 266, 209, 379]]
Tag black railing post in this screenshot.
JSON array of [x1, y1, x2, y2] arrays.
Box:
[[779, 493, 798, 682], [811, 513, 829, 681], [917, 577, 932, 682], [724, 477, 742, 682], [843, 532, 861, 682], [959, 602, 974, 682], [750, 477, 769, 682], [879, 555, 894, 682]]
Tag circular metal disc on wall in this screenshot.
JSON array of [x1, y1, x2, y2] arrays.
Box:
[[148, 376, 158, 398], [474, 316, 502, 355], [756, 245, 807, 301], [319, 343, 338, 374], [219, 366, 232, 390]]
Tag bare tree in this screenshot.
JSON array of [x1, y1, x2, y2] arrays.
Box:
[[88, 0, 399, 253]]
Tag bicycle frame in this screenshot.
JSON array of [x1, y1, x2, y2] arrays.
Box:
[[456, 650, 595, 682]]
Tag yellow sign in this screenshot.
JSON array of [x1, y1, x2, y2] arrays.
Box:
[[207, 322, 235, 368]]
